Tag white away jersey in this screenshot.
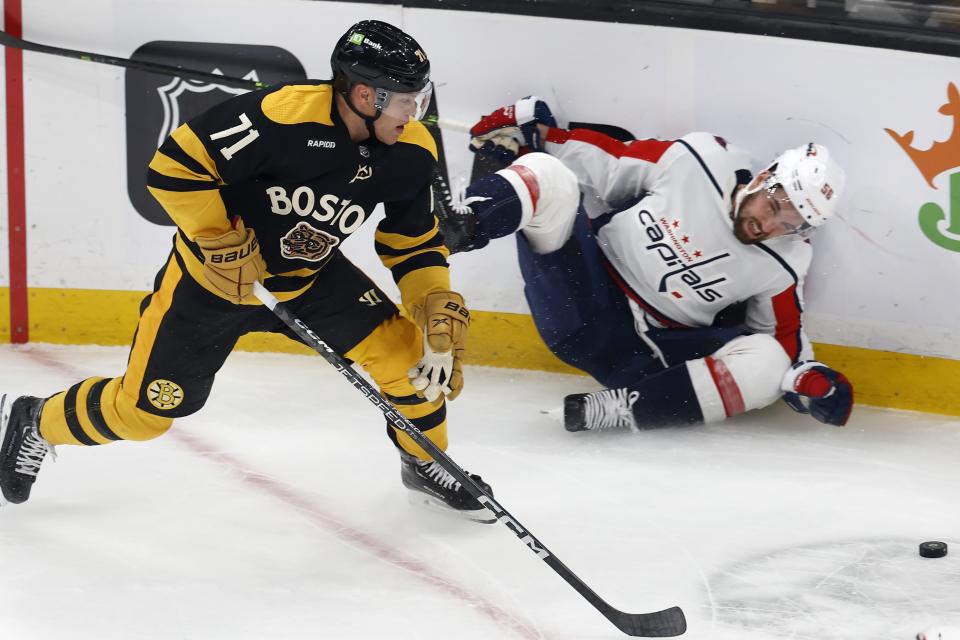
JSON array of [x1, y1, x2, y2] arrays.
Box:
[[544, 128, 813, 362]]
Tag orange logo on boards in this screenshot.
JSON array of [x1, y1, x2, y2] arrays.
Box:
[[885, 82, 960, 252], [884, 82, 960, 188]]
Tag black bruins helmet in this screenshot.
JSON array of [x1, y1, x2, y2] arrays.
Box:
[[331, 20, 430, 96]]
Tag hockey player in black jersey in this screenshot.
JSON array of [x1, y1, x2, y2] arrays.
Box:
[[442, 97, 855, 433], [0, 20, 494, 521]]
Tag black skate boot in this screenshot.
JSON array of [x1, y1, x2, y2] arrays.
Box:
[[400, 452, 496, 523], [564, 388, 640, 432], [0, 395, 52, 505]]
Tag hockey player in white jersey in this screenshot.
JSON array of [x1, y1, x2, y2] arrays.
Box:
[[444, 96, 854, 431]]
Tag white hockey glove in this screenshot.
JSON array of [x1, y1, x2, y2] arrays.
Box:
[[408, 291, 470, 402], [469, 96, 557, 165]]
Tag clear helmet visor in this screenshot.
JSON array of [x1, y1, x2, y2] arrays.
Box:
[[762, 177, 814, 237], [375, 81, 433, 121], [733, 176, 814, 239]]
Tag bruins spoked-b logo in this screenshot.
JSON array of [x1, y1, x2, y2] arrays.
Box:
[[281, 221, 340, 262], [147, 379, 184, 410], [125, 42, 306, 225]]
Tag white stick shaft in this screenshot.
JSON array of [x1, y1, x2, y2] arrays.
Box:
[[424, 116, 471, 133], [252, 281, 277, 310]]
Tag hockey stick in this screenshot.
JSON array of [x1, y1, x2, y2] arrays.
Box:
[[0, 29, 268, 89], [0, 27, 466, 240], [251, 282, 686, 637], [0, 27, 472, 250], [0, 29, 470, 132], [4, 26, 685, 635]]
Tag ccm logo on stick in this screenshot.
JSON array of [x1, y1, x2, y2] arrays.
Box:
[[478, 495, 550, 559]]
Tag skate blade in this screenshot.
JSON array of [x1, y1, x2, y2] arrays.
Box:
[[0, 394, 8, 439], [0, 394, 8, 508], [539, 407, 563, 422], [406, 491, 497, 524]]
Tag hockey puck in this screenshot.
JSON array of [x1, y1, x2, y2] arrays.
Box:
[[919, 541, 948, 558]]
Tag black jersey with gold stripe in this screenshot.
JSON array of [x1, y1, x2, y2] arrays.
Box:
[[146, 81, 449, 309]]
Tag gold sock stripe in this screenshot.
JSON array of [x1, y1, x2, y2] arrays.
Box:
[[402, 403, 447, 431], [393, 421, 448, 461], [86, 377, 123, 441], [62, 381, 100, 446], [37, 390, 78, 445], [384, 393, 445, 422]]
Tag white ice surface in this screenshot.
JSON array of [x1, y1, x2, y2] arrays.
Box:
[[0, 343, 958, 640]]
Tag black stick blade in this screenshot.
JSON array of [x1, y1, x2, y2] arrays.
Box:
[[610, 605, 687, 637]]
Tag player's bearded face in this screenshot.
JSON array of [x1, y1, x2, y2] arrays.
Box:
[[732, 190, 770, 244], [732, 179, 806, 244]]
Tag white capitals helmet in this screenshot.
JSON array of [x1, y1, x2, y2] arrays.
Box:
[[768, 143, 846, 228]]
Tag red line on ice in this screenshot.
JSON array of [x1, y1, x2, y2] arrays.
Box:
[[24, 347, 548, 640]]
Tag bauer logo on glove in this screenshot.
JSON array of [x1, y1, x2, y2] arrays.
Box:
[[195, 218, 266, 304], [208, 236, 259, 264], [443, 300, 470, 319]]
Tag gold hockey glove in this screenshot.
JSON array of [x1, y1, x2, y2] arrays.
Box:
[[195, 219, 266, 304], [408, 291, 470, 401]]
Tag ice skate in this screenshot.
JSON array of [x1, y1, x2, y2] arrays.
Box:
[[400, 452, 496, 523], [0, 395, 52, 505], [564, 388, 640, 432]]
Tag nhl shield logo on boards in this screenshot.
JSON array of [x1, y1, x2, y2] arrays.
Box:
[[155, 71, 259, 149], [124, 42, 306, 226]]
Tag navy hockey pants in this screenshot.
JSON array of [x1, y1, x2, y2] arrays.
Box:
[[516, 212, 745, 389]]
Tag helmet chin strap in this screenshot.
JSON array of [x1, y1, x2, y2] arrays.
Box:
[[342, 89, 384, 143]]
